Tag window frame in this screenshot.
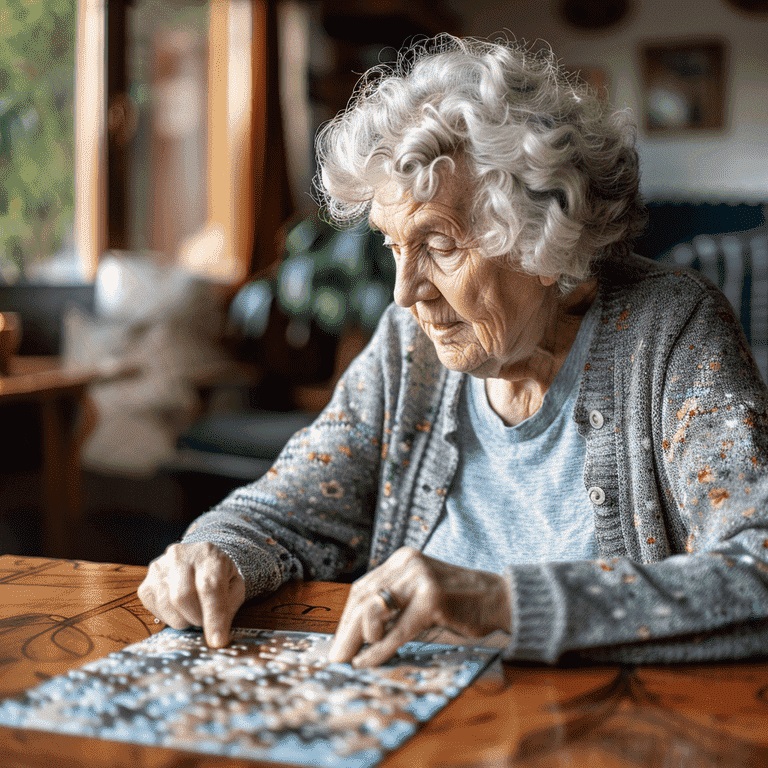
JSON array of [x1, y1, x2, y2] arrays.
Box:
[[75, 0, 255, 283]]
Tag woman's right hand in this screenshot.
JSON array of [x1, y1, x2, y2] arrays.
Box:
[[137, 542, 246, 648]]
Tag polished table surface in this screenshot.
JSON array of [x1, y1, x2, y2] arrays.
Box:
[[0, 356, 100, 399], [1, 555, 767, 768]]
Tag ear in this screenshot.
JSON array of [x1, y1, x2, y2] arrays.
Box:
[[538, 274, 558, 287]]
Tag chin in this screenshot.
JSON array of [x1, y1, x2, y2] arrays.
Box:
[[435, 344, 490, 375]]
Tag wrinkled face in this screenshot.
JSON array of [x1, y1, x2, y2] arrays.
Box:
[[369, 170, 559, 378]]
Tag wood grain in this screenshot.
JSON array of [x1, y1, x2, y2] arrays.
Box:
[[1, 555, 767, 767]]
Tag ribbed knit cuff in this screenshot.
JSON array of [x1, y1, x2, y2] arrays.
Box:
[[182, 529, 284, 600], [505, 564, 564, 663]]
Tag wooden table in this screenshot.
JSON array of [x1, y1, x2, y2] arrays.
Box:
[[0, 555, 767, 768], [0, 358, 115, 558]]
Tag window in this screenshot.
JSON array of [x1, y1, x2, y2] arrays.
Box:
[[1, 0, 258, 285], [115, 0, 209, 258], [106, 0, 255, 282], [0, 0, 77, 283], [2, 1, 453, 286]]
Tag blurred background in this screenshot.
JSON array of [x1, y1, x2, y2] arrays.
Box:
[[0, 0, 766, 564]]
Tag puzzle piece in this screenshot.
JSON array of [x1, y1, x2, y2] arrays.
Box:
[[0, 629, 498, 768]]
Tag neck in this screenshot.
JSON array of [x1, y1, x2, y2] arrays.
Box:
[[485, 279, 597, 426]]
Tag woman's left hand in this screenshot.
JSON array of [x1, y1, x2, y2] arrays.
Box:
[[327, 546, 512, 667]]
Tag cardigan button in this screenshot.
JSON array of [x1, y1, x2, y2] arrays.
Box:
[[588, 486, 606, 505], [589, 409, 604, 429]]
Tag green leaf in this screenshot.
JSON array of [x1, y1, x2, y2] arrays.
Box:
[[0, 0, 75, 277]]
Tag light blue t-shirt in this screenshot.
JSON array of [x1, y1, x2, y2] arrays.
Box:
[[422, 304, 600, 573]]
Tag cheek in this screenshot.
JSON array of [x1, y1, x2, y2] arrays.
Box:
[[469, 319, 501, 353], [463, 288, 514, 352], [443, 263, 485, 316], [453, 261, 510, 331]]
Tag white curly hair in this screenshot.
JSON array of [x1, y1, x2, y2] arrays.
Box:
[[314, 34, 646, 292]]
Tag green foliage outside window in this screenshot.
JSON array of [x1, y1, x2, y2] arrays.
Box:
[[0, 0, 76, 282]]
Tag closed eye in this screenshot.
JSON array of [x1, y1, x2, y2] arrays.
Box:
[[383, 237, 401, 255], [425, 234, 461, 266], [425, 233, 456, 252], [427, 245, 455, 256]]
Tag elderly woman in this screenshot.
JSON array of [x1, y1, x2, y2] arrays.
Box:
[[139, 36, 768, 666]]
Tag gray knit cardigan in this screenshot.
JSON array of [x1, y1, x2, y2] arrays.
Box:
[[184, 253, 768, 664]]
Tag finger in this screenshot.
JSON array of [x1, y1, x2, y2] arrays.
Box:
[[326, 572, 370, 662], [154, 603, 194, 631], [137, 558, 170, 614], [196, 565, 228, 648], [328, 594, 368, 663], [137, 576, 159, 616], [329, 552, 414, 663], [138, 567, 190, 629], [197, 560, 244, 649], [166, 560, 204, 628], [361, 591, 395, 646], [352, 603, 430, 668]]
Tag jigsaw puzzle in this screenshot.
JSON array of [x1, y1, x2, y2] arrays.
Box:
[[0, 628, 498, 768]]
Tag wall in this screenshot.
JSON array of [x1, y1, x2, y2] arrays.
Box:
[[454, 0, 768, 202]]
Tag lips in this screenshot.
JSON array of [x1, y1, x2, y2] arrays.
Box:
[[424, 321, 461, 341], [419, 313, 459, 328]]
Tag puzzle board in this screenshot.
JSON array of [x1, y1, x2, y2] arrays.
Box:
[[0, 628, 498, 768]]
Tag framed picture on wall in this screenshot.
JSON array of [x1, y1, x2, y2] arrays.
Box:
[[640, 39, 727, 133]]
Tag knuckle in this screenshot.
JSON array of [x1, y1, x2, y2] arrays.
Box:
[[395, 546, 418, 565], [199, 541, 219, 559], [168, 579, 194, 605], [420, 580, 441, 606], [408, 560, 428, 581], [136, 585, 154, 610], [165, 616, 190, 631], [198, 572, 223, 594], [165, 542, 186, 562]]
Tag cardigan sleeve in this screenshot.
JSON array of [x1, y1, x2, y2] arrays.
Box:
[[504, 280, 768, 664], [180, 311, 398, 600]]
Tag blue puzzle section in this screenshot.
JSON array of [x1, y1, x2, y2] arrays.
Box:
[[0, 628, 498, 768]]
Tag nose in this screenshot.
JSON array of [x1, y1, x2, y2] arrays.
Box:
[[393, 251, 437, 308]]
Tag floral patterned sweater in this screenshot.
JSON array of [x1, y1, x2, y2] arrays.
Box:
[[183, 253, 768, 664]]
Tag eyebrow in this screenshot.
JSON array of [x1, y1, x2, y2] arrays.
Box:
[[368, 214, 452, 241]]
